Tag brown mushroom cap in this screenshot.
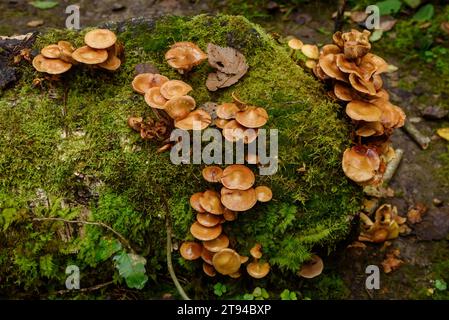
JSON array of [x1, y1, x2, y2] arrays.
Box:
[[32, 54, 72, 74], [199, 190, 224, 215], [247, 261, 270, 279], [298, 254, 324, 278], [190, 192, 206, 213], [321, 44, 341, 56], [57, 41, 76, 63], [255, 186, 272, 202], [84, 29, 117, 49], [250, 243, 262, 259], [216, 103, 240, 120], [165, 95, 196, 120], [301, 44, 319, 60], [98, 54, 121, 71], [202, 166, 223, 183], [349, 73, 376, 95], [165, 41, 207, 73], [288, 38, 303, 50], [179, 241, 202, 260], [235, 106, 268, 128], [190, 221, 222, 241], [342, 146, 381, 183], [41, 44, 61, 59], [212, 248, 241, 275], [72, 46, 108, 64], [223, 208, 237, 221], [196, 213, 221, 227], [160, 80, 193, 100], [174, 109, 211, 130], [356, 121, 384, 137], [222, 120, 258, 144], [305, 60, 317, 69], [144, 87, 168, 109], [220, 187, 257, 212], [334, 82, 359, 101], [203, 262, 216, 277], [221, 164, 255, 190], [127, 116, 143, 132], [240, 255, 249, 264], [203, 234, 229, 253], [336, 54, 376, 80], [346, 100, 382, 122], [319, 53, 347, 82], [214, 118, 230, 129], [132, 73, 169, 95], [201, 247, 215, 265], [229, 271, 242, 279]]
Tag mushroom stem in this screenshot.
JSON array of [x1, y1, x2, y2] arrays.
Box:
[[402, 120, 431, 150], [359, 212, 374, 226]]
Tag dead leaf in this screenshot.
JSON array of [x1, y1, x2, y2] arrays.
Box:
[[407, 202, 427, 224], [437, 128, 449, 141], [381, 249, 403, 273], [27, 19, 44, 28], [347, 241, 366, 249], [441, 22, 449, 34], [350, 11, 368, 23], [379, 16, 397, 32]]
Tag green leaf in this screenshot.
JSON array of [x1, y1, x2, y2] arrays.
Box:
[[261, 288, 269, 299], [253, 287, 262, 297], [435, 279, 447, 291], [243, 294, 254, 300], [95, 238, 122, 262], [213, 282, 227, 296], [375, 0, 402, 15], [113, 252, 148, 289], [280, 289, 290, 300], [29, 1, 59, 9], [412, 4, 434, 22], [369, 29, 384, 42], [289, 291, 298, 300], [403, 0, 421, 8]]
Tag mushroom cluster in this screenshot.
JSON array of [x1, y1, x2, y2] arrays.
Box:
[[165, 42, 207, 74], [288, 38, 319, 70], [32, 41, 75, 75], [179, 164, 273, 279]]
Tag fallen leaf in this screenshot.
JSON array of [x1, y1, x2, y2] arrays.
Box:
[[441, 22, 449, 34], [403, 0, 421, 8], [407, 202, 427, 224], [381, 248, 403, 273], [413, 4, 434, 22], [437, 128, 449, 141], [347, 241, 366, 249], [379, 16, 397, 31], [29, 1, 59, 9], [350, 11, 368, 23], [27, 19, 44, 27]]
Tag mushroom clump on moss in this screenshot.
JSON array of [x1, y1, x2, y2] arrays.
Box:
[[165, 41, 207, 74]]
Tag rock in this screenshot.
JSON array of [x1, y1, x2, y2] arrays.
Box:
[[27, 19, 44, 28], [415, 209, 449, 240], [433, 198, 443, 207], [112, 3, 126, 11], [421, 106, 448, 120]]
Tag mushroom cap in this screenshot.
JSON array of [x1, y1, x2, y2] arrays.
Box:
[[179, 241, 202, 260], [165, 95, 196, 120], [336, 54, 376, 80], [174, 109, 211, 130], [255, 186, 272, 202], [229, 271, 242, 279], [160, 80, 193, 100], [356, 121, 384, 137], [190, 221, 222, 241], [305, 60, 317, 69], [144, 87, 168, 109], [41, 44, 61, 59], [349, 73, 377, 95], [250, 243, 262, 259], [98, 54, 121, 71], [334, 82, 359, 101], [321, 44, 341, 56], [202, 166, 223, 183], [84, 29, 117, 49], [132, 73, 169, 95], [346, 100, 382, 122], [342, 146, 381, 183], [301, 44, 319, 60], [165, 42, 207, 72], [201, 247, 215, 265], [32, 54, 72, 74], [288, 38, 303, 50], [318, 53, 347, 82], [203, 262, 216, 277], [341, 29, 371, 60], [223, 208, 237, 221], [240, 255, 249, 264], [190, 192, 206, 213], [58, 41, 75, 53], [214, 118, 230, 129], [220, 187, 257, 212], [72, 46, 108, 64], [247, 261, 270, 279], [127, 116, 143, 132], [216, 103, 240, 120], [222, 120, 258, 144], [298, 254, 324, 278], [235, 106, 268, 128], [221, 164, 255, 190], [371, 99, 405, 129], [212, 248, 241, 275], [245, 153, 260, 165], [203, 234, 229, 252], [196, 213, 221, 227], [199, 190, 224, 215]]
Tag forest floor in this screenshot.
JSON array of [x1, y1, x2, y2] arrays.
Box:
[[1, 0, 449, 299]]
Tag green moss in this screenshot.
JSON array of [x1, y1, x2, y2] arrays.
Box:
[[0, 15, 360, 298]]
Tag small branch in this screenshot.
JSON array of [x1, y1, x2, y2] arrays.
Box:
[[334, 0, 347, 33], [402, 120, 431, 150], [55, 281, 114, 295]]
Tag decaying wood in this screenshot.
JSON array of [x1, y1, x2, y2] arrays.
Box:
[[402, 119, 431, 150]]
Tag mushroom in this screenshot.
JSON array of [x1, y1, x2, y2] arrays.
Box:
[[240, 255, 249, 264], [72, 46, 108, 64], [235, 106, 268, 128], [214, 118, 230, 129], [223, 208, 237, 221], [212, 248, 241, 275], [222, 120, 258, 144], [334, 82, 360, 101], [298, 254, 324, 278], [127, 116, 143, 132], [179, 241, 202, 260], [229, 271, 242, 279], [41, 44, 61, 59], [98, 54, 121, 71], [196, 213, 221, 227], [221, 187, 257, 212], [174, 109, 211, 130], [190, 192, 206, 213], [216, 103, 240, 120], [301, 44, 319, 60], [199, 190, 224, 215], [342, 146, 380, 184], [358, 204, 405, 243], [255, 186, 272, 202], [341, 29, 371, 60], [84, 29, 117, 50], [203, 234, 229, 252], [164, 95, 196, 120], [220, 164, 255, 190], [250, 243, 262, 259], [165, 41, 207, 74], [190, 221, 222, 241], [318, 53, 347, 82], [201, 247, 215, 265], [203, 262, 216, 277], [288, 38, 303, 50], [345, 100, 382, 122], [320, 44, 341, 56], [32, 54, 72, 74], [247, 261, 270, 279], [202, 166, 223, 183], [160, 80, 193, 100], [355, 121, 384, 137], [144, 87, 168, 109], [305, 60, 317, 69], [57, 41, 76, 63], [132, 73, 169, 95]]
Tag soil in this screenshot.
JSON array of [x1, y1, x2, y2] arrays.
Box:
[[1, 0, 448, 299]]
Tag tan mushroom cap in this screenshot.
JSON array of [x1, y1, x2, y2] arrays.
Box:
[[132, 73, 169, 95], [201, 247, 215, 265], [346, 100, 382, 122], [127, 116, 143, 132], [301, 44, 319, 60], [99, 54, 121, 71], [319, 53, 347, 82], [255, 186, 272, 202], [334, 82, 359, 101], [41, 44, 61, 59], [221, 187, 257, 212], [298, 254, 324, 278], [342, 147, 381, 183], [216, 103, 240, 120], [336, 54, 376, 80], [240, 255, 249, 264], [214, 118, 230, 129], [199, 190, 224, 215], [235, 106, 268, 128], [84, 29, 117, 49], [190, 221, 222, 241], [179, 241, 202, 260], [250, 243, 262, 259], [305, 60, 317, 69], [203, 234, 229, 253], [321, 44, 341, 56], [222, 120, 258, 144], [371, 99, 405, 129], [229, 271, 242, 279], [144, 87, 168, 109], [165, 41, 207, 73], [245, 153, 260, 165], [190, 192, 206, 213], [72, 46, 108, 64], [221, 164, 255, 190], [203, 262, 216, 277], [202, 166, 223, 183], [175, 109, 211, 130], [197, 213, 221, 227], [356, 121, 384, 137], [288, 38, 303, 50], [212, 248, 241, 275], [349, 73, 376, 95], [165, 95, 196, 120], [58, 41, 76, 63], [223, 208, 237, 221], [160, 80, 193, 100], [32, 54, 72, 74], [247, 261, 270, 279]]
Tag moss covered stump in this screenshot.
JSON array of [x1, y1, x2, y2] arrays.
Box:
[[0, 15, 361, 298]]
